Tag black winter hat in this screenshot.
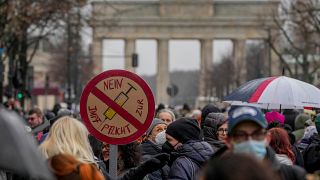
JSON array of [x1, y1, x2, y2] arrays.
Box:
[[166, 117, 200, 143]]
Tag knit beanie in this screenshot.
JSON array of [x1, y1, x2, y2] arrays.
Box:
[[146, 118, 166, 136], [201, 104, 221, 121], [204, 113, 226, 129], [265, 111, 285, 125], [201, 104, 221, 129], [166, 117, 200, 143]]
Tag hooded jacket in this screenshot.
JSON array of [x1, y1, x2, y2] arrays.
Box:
[[202, 113, 226, 152], [292, 114, 310, 142], [168, 140, 213, 180]]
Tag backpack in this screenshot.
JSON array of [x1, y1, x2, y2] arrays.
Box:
[[303, 136, 320, 173]]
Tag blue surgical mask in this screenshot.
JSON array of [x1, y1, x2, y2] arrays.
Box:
[[233, 140, 267, 160]]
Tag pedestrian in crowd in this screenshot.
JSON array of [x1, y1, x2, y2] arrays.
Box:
[[204, 153, 278, 180], [266, 111, 285, 129], [89, 135, 108, 178], [48, 153, 105, 180], [265, 111, 285, 126], [40, 116, 96, 164], [293, 113, 311, 143], [28, 107, 50, 142], [214, 106, 306, 180], [52, 103, 62, 115], [163, 117, 213, 180], [200, 103, 221, 129], [4, 97, 23, 115], [203, 112, 228, 152], [155, 103, 165, 116], [40, 116, 170, 180], [282, 124, 305, 167], [283, 109, 300, 131], [269, 128, 296, 165], [118, 142, 142, 175], [190, 109, 202, 126], [180, 103, 191, 117], [39, 108, 74, 143], [27, 107, 45, 129], [298, 126, 317, 152], [157, 108, 176, 125], [302, 114, 320, 173], [141, 118, 169, 180], [102, 142, 110, 172]]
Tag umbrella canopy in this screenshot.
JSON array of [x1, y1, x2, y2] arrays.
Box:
[[0, 109, 53, 179], [224, 76, 320, 109]]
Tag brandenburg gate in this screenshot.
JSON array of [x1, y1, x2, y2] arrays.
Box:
[[90, 0, 280, 105]]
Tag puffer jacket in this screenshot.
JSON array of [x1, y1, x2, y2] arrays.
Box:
[[168, 140, 213, 180]]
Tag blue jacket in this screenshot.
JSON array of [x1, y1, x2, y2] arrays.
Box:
[[168, 140, 213, 180]]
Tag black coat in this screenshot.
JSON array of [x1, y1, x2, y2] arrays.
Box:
[[303, 134, 320, 173], [211, 146, 306, 180], [141, 140, 170, 180]]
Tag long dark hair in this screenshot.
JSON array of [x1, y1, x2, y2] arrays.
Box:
[[118, 141, 141, 173]]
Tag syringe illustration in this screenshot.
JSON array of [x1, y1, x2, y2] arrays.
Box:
[[104, 83, 137, 120]]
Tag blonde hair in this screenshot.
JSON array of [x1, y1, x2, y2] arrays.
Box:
[[40, 116, 95, 164]]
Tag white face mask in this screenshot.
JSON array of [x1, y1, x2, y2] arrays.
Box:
[[155, 131, 166, 145]]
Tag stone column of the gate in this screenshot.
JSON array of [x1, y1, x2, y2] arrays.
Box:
[[233, 39, 247, 86], [92, 38, 103, 75], [125, 39, 136, 72], [199, 39, 213, 98], [156, 39, 169, 105]]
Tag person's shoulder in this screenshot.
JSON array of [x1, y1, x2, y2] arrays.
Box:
[[280, 164, 306, 180]]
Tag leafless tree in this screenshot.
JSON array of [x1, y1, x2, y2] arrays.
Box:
[[246, 41, 269, 80], [266, 0, 320, 83], [208, 53, 235, 100], [0, 0, 86, 99]]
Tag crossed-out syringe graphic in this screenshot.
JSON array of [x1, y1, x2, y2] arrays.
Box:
[[103, 83, 137, 121]]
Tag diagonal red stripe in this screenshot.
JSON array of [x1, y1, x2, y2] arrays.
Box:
[[91, 87, 143, 130], [249, 77, 278, 103]]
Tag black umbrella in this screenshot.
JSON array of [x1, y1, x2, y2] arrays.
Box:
[[0, 109, 53, 179]]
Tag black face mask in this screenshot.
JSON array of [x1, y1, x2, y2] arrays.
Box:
[[162, 141, 175, 154]]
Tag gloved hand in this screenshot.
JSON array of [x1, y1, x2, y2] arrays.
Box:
[[142, 153, 170, 171], [118, 153, 170, 180]]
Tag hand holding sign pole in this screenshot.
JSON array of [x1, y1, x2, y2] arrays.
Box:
[[80, 70, 155, 177]]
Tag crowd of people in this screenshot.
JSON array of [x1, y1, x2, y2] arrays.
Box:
[[1, 101, 320, 180]]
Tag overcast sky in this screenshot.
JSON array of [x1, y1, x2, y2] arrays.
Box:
[[102, 39, 233, 76]]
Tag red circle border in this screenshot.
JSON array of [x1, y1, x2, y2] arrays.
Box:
[[80, 70, 155, 145]]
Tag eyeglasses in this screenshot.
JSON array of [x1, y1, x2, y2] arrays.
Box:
[[231, 129, 267, 142], [217, 128, 228, 134]]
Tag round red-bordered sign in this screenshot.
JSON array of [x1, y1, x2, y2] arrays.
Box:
[[80, 70, 155, 145]]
